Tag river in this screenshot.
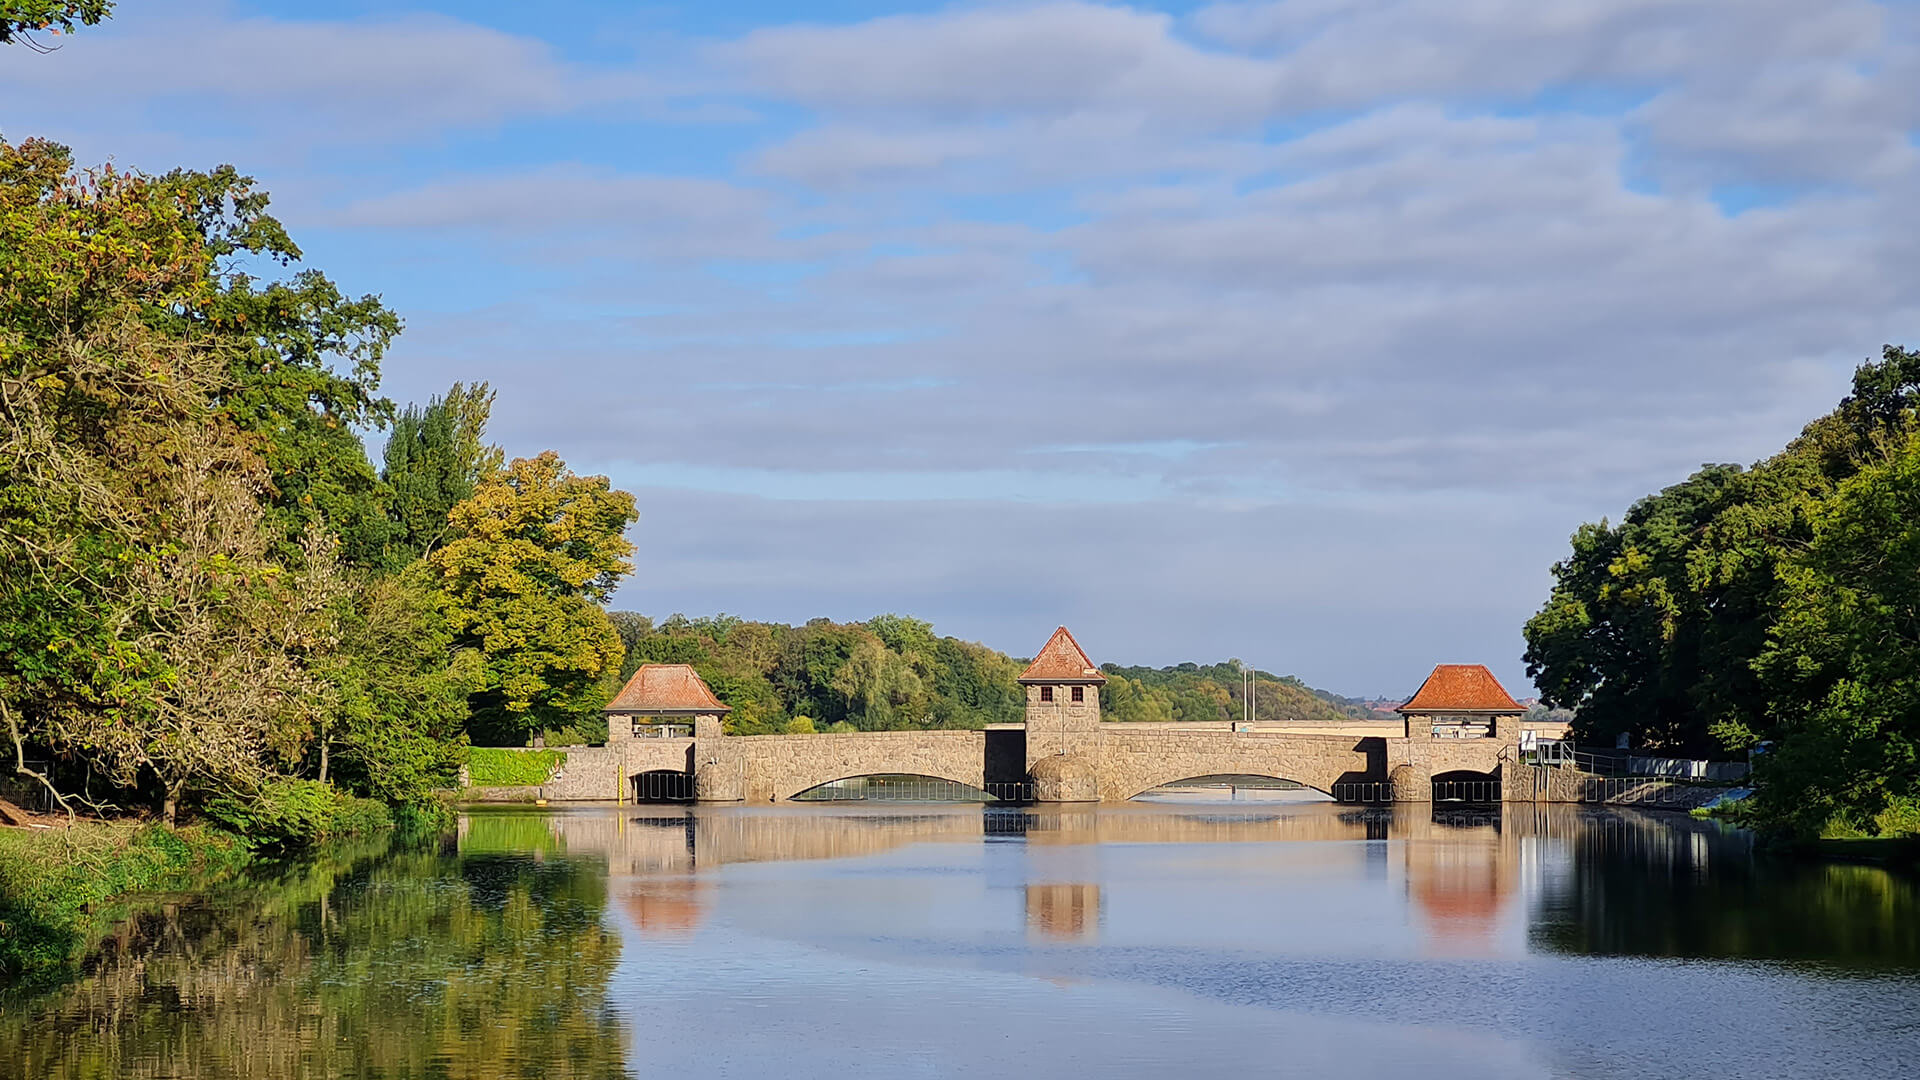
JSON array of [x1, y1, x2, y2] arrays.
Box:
[[3, 800, 1917, 1079]]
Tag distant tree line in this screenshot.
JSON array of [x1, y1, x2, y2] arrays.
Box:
[[609, 614, 1369, 735], [1525, 347, 1920, 840]]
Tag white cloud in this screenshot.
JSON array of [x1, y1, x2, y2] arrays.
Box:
[[336, 166, 771, 231], [721, 1, 1275, 122], [0, 1, 656, 143], [19, 0, 1920, 685]]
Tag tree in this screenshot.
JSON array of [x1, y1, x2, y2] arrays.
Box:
[[1, 1, 111, 45], [1521, 465, 1761, 754], [381, 382, 504, 566], [319, 566, 481, 806], [1, 138, 412, 821], [1524, 347, 1920, 757], [430, 453, 636, 744], [1746, 424, 1920, 838], [829, 634, 929, 729], [0, 137, 402, 571]]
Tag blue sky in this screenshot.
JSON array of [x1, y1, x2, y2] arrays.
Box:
[[7, 0, 1919, 695]]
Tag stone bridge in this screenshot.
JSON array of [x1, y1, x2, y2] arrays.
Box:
[[537, 715, 1516, 804], [539, 628, 1532, 804]]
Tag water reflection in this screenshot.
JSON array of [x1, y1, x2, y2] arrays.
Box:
[[1026, 884, 1101, 940], [3, 802, 1918, 1080], [512, 801, 1920, 967], [0, 837, 630, 1080]]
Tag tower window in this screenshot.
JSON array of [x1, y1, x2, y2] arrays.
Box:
[[1071, 686, 1084, 703], [1040, 686, 1054, 702]]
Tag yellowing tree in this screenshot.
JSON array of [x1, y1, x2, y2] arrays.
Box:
[[430, 453, 637, 744]]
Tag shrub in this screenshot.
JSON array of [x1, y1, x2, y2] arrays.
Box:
[[202, 779, 393, 849]]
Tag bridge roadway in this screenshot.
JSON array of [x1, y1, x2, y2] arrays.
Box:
[[542, 717, 1519, 803]]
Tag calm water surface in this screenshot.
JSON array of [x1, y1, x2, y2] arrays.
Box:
[[4, 800, 1919, 1079]]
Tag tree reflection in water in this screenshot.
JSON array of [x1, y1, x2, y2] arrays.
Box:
[[0, 834, 630, 1080], [1525, 808, 1920, 968]]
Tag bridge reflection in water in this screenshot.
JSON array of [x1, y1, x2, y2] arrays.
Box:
[[452, 799, 1920, 967]]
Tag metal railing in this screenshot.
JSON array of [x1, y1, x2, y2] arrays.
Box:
[[1431, 779, 1503, 803], [1567, 776, 1704, 805], [632, 724, 693, 739], [1330, 782, 1399, 803]]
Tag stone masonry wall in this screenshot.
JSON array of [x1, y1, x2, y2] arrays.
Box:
[[538, 740, 694, 802], [1085, 728, 1387, 799], [696, 730, 990, 802]]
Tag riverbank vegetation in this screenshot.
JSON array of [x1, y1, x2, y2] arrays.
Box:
[[0, 821, 246, 983], [611, 612, 1371, 735], [0, 134, 636, 840], [1525, 347, 1920, 842]]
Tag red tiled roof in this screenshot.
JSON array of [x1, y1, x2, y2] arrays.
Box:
[[1018, 626, 1106, 683], [1396, 665, 1522, 714], [606, 664, 730, 713]]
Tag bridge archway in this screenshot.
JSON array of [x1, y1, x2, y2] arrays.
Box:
[[789, 773, 1010, 803], [1114, 754, 1369, 802], [1431, 769, 1502, 804], [1131, 773, 1335, 803], [632, 769, 695, 803]]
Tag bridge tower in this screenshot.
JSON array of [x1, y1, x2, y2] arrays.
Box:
[[1019, 626, 1106, 799]]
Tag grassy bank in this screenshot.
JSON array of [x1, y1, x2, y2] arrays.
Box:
[[1, 789, 446, 988], [0, 822, 250, 986], [1695, 795, 1920, 869]]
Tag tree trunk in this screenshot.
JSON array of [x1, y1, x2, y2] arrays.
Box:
[[162, 782, 181, 827], [319, 739, 330, 785]]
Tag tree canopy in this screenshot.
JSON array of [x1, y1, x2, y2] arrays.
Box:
[[1, 138, 638, 830], [611, 613, 1372, 735], [1525, 346, 1920, 838], [432, 453, 636, 744]]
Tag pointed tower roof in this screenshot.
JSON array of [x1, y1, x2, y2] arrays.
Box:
[[1396, 664, 1522, 714], [1018, 626, 1107, 684], [606, 664, 731, 714]]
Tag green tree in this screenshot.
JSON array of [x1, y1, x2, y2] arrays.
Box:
[[320, 567, 481, 806], [0, 137, 402, 570], [431, 453, 637, 744], [1521, 465, 1760, 754], [829, 634, 929, 729], [1, 140, 362, 821], [381, 381, 504, 565], [1524, 346, 1920, 758], [1, 1, 111, 44], [1746, 424, 1920, 838]]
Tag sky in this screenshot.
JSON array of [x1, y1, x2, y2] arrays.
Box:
[[5, 0, 1918, 697]]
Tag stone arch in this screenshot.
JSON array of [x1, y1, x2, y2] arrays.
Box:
[[786, 773, 999, 802], [1091, 731, 1385, 802], [1113, 757, 1357, 801], [1430, 768, 1502, 804], [738, 730, 992, 802], [1127, 772, 1337, 800]]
